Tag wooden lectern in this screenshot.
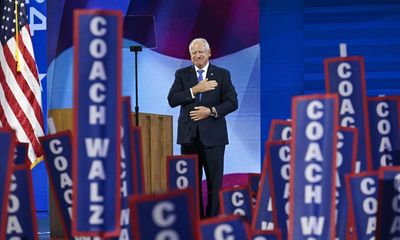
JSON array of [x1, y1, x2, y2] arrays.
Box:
[[47, 108, 173, 237]]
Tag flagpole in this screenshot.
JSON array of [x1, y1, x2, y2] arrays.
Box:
[[15, 0, 20, 72]]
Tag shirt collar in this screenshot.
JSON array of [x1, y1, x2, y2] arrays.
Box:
[[194, 62, 209, 74]]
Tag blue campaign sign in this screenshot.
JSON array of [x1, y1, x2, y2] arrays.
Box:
[[220, 186, 253, 222], [6, 143, 38, 240], [376, 167, 400, 239], [262, 141, 290, 239], [40, 131, 74, 238], [268, 119, 292, 141], [335, 127, 357, 240], [368, 96, 400, 169], [251, 141, 284, 232], [0, 128, 16, 239], [73, 10, 122, 237], [200, 215, 250, 240], [324, 56, 372, 172], [289, 94, 338, 240], [251, 229, 282, 240], [167, 155, 199, 218], [130, 189, 198, 240], [345, 171, 378, 240], [109, 97, 136, 239], [131, 126, 146, 194]]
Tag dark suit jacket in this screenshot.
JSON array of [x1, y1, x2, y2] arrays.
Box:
[[168, 64, 238, 146]]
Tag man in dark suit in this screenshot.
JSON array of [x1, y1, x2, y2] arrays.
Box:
[[168, 38, 238, 218]]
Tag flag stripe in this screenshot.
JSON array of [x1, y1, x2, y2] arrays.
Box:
[[0, 64, 41, 157], [0, 67, 30, 142], [20, 26, 39, 81], [8, 33, 42, 107], [1, 43, 44, 136]]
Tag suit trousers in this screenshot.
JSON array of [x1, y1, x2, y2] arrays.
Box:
[[181, 135, 225, 218]]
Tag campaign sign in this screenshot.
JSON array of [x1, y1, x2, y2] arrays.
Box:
[[345, 171, 378, 240], [200, 215, 250, 240], [0, 128, 16, 239], [6, 143, 38, 240], [324, 56, 372, 172], [110, 97, 136, 239], [251, 229, 282, 240], [376, 167, 400, 239], [220, 186, 253, 221], [129, 189, 198, 240], [131, 126, 145, 194], [335, 127, 358, 240], [40, 131, 74, 238], [166, 155, 199, 218], [268, 119, 292, 141], [248, 173, 261, 208], [251, 142, 279, 231], [368, 96, 400, 169], [73, 10, 122, 237], [257, 141, 290, 238], [288, 94, 338, 240]]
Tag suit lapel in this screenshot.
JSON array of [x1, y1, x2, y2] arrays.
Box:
[[206, 64, 215, 79], [188, 66, 198, 86]]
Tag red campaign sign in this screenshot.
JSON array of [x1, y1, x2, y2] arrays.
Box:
[[367, 96, 400, 169], [288, 94, 338, 240], [268, 119, 292, 141], [324, 56, 372, 172]]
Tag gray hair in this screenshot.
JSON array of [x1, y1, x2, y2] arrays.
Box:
[[188, 38, 210, 52]]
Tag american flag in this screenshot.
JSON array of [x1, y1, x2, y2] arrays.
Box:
[[0, 0, 44, 164]]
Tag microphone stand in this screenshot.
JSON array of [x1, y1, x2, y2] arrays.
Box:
[[129, 45, 142, 126]]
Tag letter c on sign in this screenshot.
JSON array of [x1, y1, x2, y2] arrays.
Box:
[[231, 192, 244, 207], [90, 16, 107, 36], [360, 177, 376, 195], [306, 100, 324, 120], [49, 139, 63, 154], [337, 62, 352, 79], [176, 160, 188, 174], [152, 201, 176, 227], [214, 224, 234, 240], [376, 102, 389, 118]]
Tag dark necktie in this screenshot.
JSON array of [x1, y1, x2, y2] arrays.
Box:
[[197, 69, 204, 100]]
